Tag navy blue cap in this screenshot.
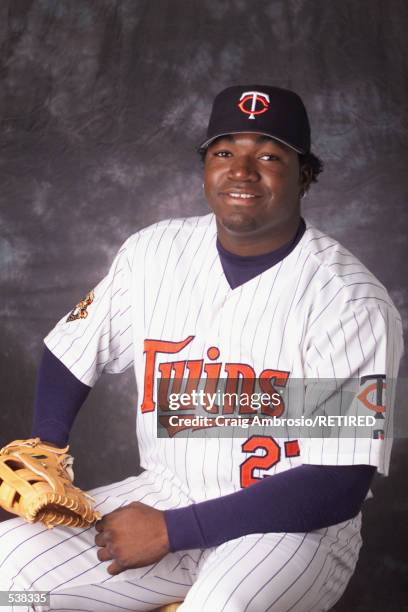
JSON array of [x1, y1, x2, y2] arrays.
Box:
[[199, 85, 311, 154]]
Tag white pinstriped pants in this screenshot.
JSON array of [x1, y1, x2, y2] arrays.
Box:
[[0, 471, 362, 612]]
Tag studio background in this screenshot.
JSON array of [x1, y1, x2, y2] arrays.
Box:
[[0, 1, 407, 610]]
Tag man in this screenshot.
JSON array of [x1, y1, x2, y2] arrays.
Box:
[[0, 85, 403, 611]]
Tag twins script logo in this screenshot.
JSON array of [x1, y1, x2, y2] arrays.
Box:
[[238, 90, 270, 119], [141, 336, 288, 418]]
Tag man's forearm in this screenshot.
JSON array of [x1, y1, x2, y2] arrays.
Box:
[[164, 463, 375, 551]]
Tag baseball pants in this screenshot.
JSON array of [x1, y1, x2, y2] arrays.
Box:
[[0, 470, 362, 612]]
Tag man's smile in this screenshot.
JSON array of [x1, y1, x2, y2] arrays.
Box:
[[219, 189, 262, 203]]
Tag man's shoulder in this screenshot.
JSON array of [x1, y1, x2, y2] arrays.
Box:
[[124, 213, 215, 247], [301, 220, 400, 318], [301, 221, 370, 270]]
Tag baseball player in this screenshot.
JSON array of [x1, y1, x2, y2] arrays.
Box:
[[0, 85, 403, 612]]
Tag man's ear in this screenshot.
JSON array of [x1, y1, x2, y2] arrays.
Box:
[[299, 165, 313, 198]]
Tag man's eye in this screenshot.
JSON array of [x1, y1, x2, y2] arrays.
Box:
[[214, 150, 231, 157], [259, 154, 280, 161]]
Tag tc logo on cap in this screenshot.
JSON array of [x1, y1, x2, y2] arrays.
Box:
[[238, 91, 270, 120]]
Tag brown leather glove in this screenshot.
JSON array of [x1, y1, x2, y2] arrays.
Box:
[[0, 437, 101, 529]]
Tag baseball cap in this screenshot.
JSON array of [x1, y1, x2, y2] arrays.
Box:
[[199, 85, 311, 154]]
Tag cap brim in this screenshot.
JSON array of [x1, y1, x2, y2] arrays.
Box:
[[197, 131, 306, 154]]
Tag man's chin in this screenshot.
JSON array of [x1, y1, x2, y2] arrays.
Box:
[[219, 213, 258, 234]]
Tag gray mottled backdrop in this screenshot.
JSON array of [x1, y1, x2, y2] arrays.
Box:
[[0, 1, 407, 610]]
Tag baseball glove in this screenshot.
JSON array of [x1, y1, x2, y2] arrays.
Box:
[[0, 437, 101, 529]]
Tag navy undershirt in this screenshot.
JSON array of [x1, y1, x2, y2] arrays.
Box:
[[217, 217, 306, 289], [31, 218, 375, 550]]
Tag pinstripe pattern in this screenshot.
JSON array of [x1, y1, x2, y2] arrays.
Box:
[[3, 214, 401, 610], [0, 474, 362, 612], [178, 516, 362, 612]]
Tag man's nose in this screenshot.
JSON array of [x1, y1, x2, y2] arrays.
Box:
[[227, 156, 259, 181]]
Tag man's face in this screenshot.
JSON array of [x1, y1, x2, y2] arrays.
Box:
[[204, 133, 304, 248]]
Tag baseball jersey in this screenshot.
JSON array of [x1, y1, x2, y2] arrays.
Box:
[[44, 214, 403, 502]]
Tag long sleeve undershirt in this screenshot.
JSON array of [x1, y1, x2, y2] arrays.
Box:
[[31, 217, 376, 551]]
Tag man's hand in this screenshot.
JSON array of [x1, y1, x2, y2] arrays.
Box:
[[94, 501, 170, 575]]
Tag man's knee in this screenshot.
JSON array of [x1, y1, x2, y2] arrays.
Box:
[[0, 518, 60, 592]]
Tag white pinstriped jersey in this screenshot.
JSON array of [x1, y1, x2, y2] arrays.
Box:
[[45, 214, 403, 502]]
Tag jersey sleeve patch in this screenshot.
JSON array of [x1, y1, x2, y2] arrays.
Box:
[[66, 290, 95, 322]]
